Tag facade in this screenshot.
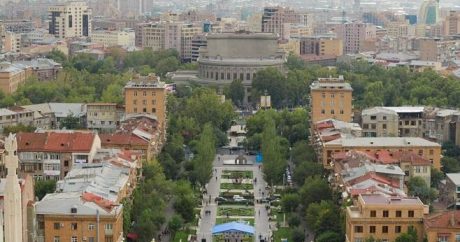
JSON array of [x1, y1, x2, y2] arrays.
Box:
[[124, 74, 167, 129], [383, 107, 425, 138], [443, 11, 460, 36], [86, 103, 119, 132], [336, 22, 376, 54], [321, 137, 442, 169], [14, 58, 62, 81], [17, 132, 101, 180], [91, 29, 135, 47], [0, 62, 32, 94], [346, 194, 427, 242], [197, 32, 286, 103], [0, 19, 34, 34], [361, 107, 399, 137], [442, 173, 460, 209], [261, 6, 313, 40], [418, 38, 457, 64], [0, 107, 34, 132], [191, 34, 207, 62], [418, 0, 440, 25], [21, 103, 86, 129], [3, 31, 21, 53], [310, 76, 353, 123], [299, 36, 343, 57], [48, 1, 92, 39], [36, 192, 123, 242], [424, 210, 460, 242]]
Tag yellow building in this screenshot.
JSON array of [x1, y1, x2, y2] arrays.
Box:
[[424, 210, 460, 242], [322, 137, 442, 169], [91, 29, 135, 47], [300, 37, 343, 57], [346, 194, 427, 242], [278, 39, 300, 55], [310, 76, 353, 123], [0, 62, 32, 94], [124, 74, 167, 129]]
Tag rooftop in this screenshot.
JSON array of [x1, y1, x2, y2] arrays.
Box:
[[310, 76, 353, 91], [424, 210, 460, 229], [446, 173, 460, 185], [124, 74, 165, 89], [17, 132, 97, 153], [360, 193, 423, 205], [383, 106, 425, 113], [362, 107, 398, 116], [326, 137, 440, 147]]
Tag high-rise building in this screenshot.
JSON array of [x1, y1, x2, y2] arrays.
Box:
[[299, 36, 343, 57], [48, 1, 92, 39], [261, 6, 313, 40], [336, 22, 376, 54], [310, 76, 353, 123], [443, 10, 460, 36], [418, 0, 440, 25]]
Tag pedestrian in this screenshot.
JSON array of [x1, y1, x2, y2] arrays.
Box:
[[216, 176, 218, 181], [258, 210, 260, 216]]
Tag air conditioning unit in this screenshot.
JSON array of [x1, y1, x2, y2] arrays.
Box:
[[60, 223, 64, 228]]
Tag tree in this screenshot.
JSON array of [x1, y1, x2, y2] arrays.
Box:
[[291, 227, 305, 242], [3, 124, 35, 135], [262, 118, 286, 185], [300, 176, 332, 208], [395, 226, 418, 242], [191, 123, 215, 187], [35, 180, 56, 200], [60, 114, 83, 129], [173, 180, 196, 222], [46, 49, 68, 64], [315, 231, 343, 242], [281, 193, 300, 212], [441, 157, 460, 173], [228, 79, 245, 106], [305, 201, 341, 234], [155, 56, 180, 76], [252, 67, 287, 108], [293, 161, 323, 185], [407, 177, 438, 204], [290, 141, 316, 165], [431, 168, 444, 188], [168, 214, 184, 235]]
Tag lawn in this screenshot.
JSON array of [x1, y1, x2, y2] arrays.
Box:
[[221, 170, 253, 179], [217, 206, 254, 216], [273, 227, 293, 242], [173, 231, 189, 242], [215, 217, 255, 226], [220, 182, 254, 190]]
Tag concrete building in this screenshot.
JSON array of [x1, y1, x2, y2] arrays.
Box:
[[383, 107, 425, 138], [418, 0, 440, 25], [299, 36, 343, 57], [320, 137, 442, 169], [17, 131, 101, 180], [0, 20, 33, 34], [86, 103, 120, 132], [14, 58, 62, 81], [191, 34, 207, 62], [310, 76, 353, 123], [346, 194, 427, 242], [91, 29, 135, 47], [139, 22, 202, 62], [0, 107, 34, 132], [36, 192, 123, 242], [442, 173, 460, 209], [361, 107, 399, 137], [336, 22, 376, 54], [424, 210, 460, 242], [0, 62, 32, 94], [124, 74, 167, 130], [418, 38, 457, 64], [443, 11, 460, 36], [3, 32, 21, 53], [48, 1, 92, 39], [261, 6, 313, 40], [21, 102, 86, 129]]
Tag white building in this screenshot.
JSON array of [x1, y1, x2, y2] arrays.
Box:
[[91, 29, 135, 47], [48, 1, 92, 39]]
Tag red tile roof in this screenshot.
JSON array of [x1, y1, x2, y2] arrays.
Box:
[[17, 132, 96, 153], [347, 172, 400, 189], [424, 210, 460, 229], [99, 133, 148, 147], [81, 192, 114, 211]]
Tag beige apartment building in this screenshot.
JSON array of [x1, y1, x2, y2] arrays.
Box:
[[300, 36, 343, 57], [124, 74, 167, 129], [48, 1, 92, 39], [361, 107, 399, 137], [443, 11, 460, 36], [0, 62, 32, 94], [346, 194, 427, 242], [261, 6, 313, 40], [86, 103, 120, 132], [91, 29, 135, 47], [336, 22, 376, 54], [310, 76, 353, 123]]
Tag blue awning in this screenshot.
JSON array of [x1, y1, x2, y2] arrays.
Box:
[[212, 222, 255, 235]]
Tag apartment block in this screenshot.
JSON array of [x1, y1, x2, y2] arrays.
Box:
[[299, 36, 343, 57], [0, 62, 32, 94], [441, 173, 460, 210], [17, 131, 101, 180], [361, 107, 399, 137], [14, 58, 62, 81], [418, 38, 457, 64], [0, 19, 34, 34], [346, 194, 427, 242], [91, 29, 135, 47], [261, 6, 313, 40], [336, 22, 376, 54], [310, 76, 353, 123], [443, 11, 460, 36], [0, 107, 34, 132], [48, 1, 92, 39], [124, 74, 167, 129], [86, 103, 119, 132], [424, 210, 460, 242], [383, 107, 425, 137], [3, 31, 21, 53]]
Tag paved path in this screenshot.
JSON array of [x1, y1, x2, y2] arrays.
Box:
[[197, 154, 272, 242]]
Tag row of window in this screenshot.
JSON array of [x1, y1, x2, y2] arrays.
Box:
[[54, 222, 113, 230], [363, 123, 387, 130], [54, 236, 113, 242], [0, 112, 33, 120], [132, 107, 156, 113], [320, 109, 345, 115], [133, 99, 157, 105], [204, 71, 255, 81], [133, 91, 157, 97], [321, 93, 346, 98], [369, 209, 415, 218], [354, 225, 402, 234]]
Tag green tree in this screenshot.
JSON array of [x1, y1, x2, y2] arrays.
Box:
[[35, 180, 56, 200], [228, 79, 245, 106], [290, 141, 316, 165], [281, 193, 300, 212], [173, 180, 196, 222], [168, 214, 184, 235], [407, 177, 438, 204], [291, 227, 305, 242], [395, 226, 418, 242], [252, 67, 287, 108], [300, 176, 332, 208], [305, 201, 341, 234], [431, 168, 444, 188], [262, 118, 286, 185], [293, 161, 323, 185], [191, 123, 216, 187], [441, 157, 460, 173], [3, 124, 35, 135], [60, 114, 83, 129], [155, 56, 180, 76], [315, 231, 343, 242], [46, 49, 68, 64]]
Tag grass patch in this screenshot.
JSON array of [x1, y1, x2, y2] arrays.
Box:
[[217, 206, 254, 216], [215, 217, 255, 226], [213, 235, 253, 242], [221, 170, 253, 179], [173, 231, 189, 242], [273, 227, 293, 242], [220, 183, 254, 190]]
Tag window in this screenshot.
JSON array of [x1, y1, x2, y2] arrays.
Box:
[[395, 226, 401, 233], [363, 124, 369, 129], [321, 109, 325, 114], [143, 91, 146, 96], [340, 110, 344, 114], [133, 108, 137, 113], [396, 210, 402, 217], [383, 116, 387, 120], [383, 210, 389, 217], [331, 110, 335, 114], [411, 120, 416, 126], [370, 210, 376, 217], [71, 223, 78, 230], [64, 160, 69, 167], [438, 236, 448, 242], [54, 222, 60, 229], [369, 226, 376, 233], [142, 100, 147, 105], [382, 124, 387, 129], [455, 234, 460, 242], [370, 116, 376, 120], [142, 108, 147, 113], [53, 237, 60, 242], [89, 223, 95, 230], [408, 210, 414, 217], [354, 225, 363, 233], [133, 99, 137, 105], [152, 100, 156, 105], [429, 149, 434, 155], [382, 226, 388, 233], [152, 108, 156, 113], [105, 223, 113, 230], [105, 237, 114, 242], [322, 93, 326, 98], [134, 91, 137, 96], [71, 236, 78, 242], [331, 94, 335, 98], [89, 238, 95, 242], [405, 120, 409, 125]]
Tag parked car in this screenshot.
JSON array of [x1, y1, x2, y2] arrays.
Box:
[[215, 197, 228, 202]]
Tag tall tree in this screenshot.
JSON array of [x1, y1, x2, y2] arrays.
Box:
[[252, 67, 287, 108], [262, 118, 287, 185], [192, 123, 216, 187], [228, 79, 245, 106]]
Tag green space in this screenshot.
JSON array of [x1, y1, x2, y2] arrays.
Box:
[[213, 234, 253, 242], [221, 170, 253, 179], [217, 206, 254, 216], [220, 182, 254, 190], [173, 231, 189, 242], [273, 227, 293, 242], [215, 217, 255, 226]]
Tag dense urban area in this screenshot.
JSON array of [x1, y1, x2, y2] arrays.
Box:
[[0, 0, 460, 242]]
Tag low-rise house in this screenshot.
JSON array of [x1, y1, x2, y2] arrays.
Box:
[[424, 210, 460, 242], [383, 106, 425, 137], [86, 103, 122, 132], [36, 192, 123, 242], [14, 58, 62, 81], [441, 173, 460, 209], [361, 107, 399, 137], [0, 61, 32, 94], [0, 106, 35, 131], [17, 131, 101, 180], [21, 103, 86, 129], [346, 193, 427, 242]]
